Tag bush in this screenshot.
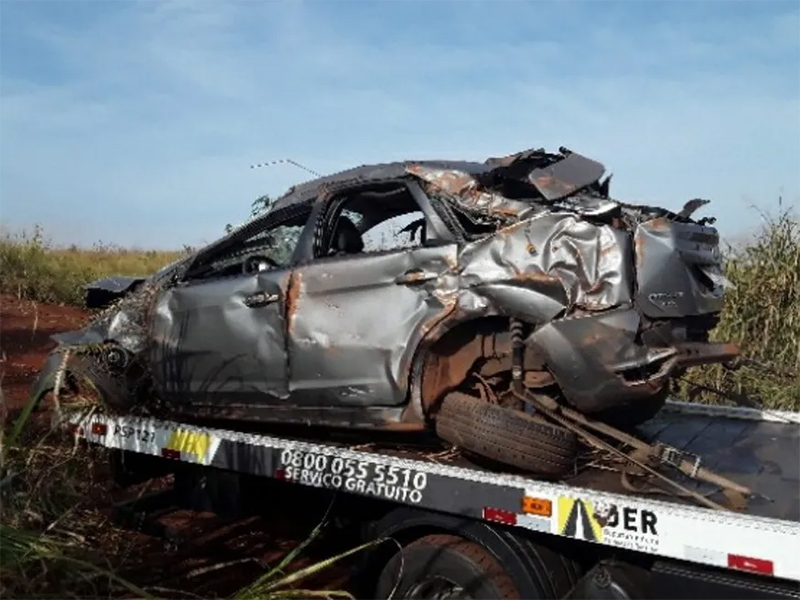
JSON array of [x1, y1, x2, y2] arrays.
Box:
[[680, 207, 800, 411], [0, 226, 185, 306]]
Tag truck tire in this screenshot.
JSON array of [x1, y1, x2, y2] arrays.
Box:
[[362, 507, 582, 600], [435, 392, 578, 477], [375, 533, 520, 599]]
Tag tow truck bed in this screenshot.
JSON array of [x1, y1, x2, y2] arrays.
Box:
[[573, 402, 800, 523], [64, 399, 800, 586]]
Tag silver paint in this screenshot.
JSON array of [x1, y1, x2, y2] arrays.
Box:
[[30, 146, 736, 426]]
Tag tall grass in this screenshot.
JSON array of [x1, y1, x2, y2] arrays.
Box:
[[680, 207, 800, 411], [0, 401, 155, 598], [1, 394, 375, 599], [0, 226, 185, 305]]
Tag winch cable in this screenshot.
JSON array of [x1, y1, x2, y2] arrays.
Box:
[[513, 390, 749, 512], [727, 356, 798, 382], [679, 356, 800, 425], [680, 378, 761, 409]]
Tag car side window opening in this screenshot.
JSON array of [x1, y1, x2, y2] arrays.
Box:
[[186, 207, 311, 281], [320, 183, 429, 258]]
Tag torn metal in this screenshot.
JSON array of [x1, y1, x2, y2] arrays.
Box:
[[30, 145, 738, 439]]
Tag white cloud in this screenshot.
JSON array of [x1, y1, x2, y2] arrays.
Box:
[[1, 0, 798, 248]]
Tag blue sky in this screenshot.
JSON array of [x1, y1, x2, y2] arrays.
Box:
[[1, 0, 798, 249]]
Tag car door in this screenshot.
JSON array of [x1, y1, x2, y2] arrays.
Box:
[[287, 180, 459, 407], [148, 204, 313, 407]]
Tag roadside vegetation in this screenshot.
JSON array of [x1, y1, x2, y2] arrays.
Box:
[[0, 408, 152, 599], [0, 225, 186, 306], [679, 207, 800, 411], [0, 398, 374, 599]]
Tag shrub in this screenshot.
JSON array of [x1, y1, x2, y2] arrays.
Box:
[[680, 207, 800, 411], [0, 226, 184, 306]]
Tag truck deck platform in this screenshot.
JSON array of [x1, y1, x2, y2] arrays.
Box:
[[64, 399, 800, 584]]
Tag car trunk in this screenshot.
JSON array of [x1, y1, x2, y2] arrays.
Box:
[[634, 217, 729, 320]]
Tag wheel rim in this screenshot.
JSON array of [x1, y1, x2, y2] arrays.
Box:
[[405, 577, 472, 599]]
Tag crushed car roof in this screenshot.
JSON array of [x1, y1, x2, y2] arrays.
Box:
[[271, 160, 492, 212], [270, 147, 612, 215]]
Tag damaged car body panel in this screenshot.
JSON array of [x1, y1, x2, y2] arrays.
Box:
[[288, 246, 460, 406], [85, 276, 147, 309], [634, 217, 728, 318], [484, 147, 608, 202], [455, 212, 635, 316], [146, 267, 292, 405], [30, 146, 738, 431], [146, 203, 314, 407], [286, 178, 461, 409]]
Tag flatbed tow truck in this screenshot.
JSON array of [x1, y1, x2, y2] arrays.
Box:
[[63, 398, 800, 599]]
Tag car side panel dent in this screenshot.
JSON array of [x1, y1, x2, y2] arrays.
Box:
[[459, 212, 633, 314], [287, 245, 459, 408], [406, 213, 636, 421], [148, 271, 290, 404], [528, 308, 678, 413]]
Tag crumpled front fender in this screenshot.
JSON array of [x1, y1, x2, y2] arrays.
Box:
[[527, 308, 676, 413]]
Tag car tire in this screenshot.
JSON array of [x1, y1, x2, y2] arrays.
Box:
[[435, 391, 578, 477], [374, 533, 521, 599]]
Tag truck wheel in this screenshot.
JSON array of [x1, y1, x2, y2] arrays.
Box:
[[375, 533, 520, 599], [435, 392, 578, 477]]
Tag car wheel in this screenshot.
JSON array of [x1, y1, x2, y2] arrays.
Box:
[[374, 533, 521, 599], [435, 392, 578, 477]]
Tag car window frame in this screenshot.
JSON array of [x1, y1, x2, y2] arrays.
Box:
[[309, 179, 457, 262], [181, 202, 316, 283]]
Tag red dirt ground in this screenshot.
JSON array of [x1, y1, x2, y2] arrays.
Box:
[[1, 294, 90, 410], [0, 294, 356, 598]]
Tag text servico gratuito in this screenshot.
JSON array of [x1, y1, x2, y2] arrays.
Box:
[[279, 449, 428, 503]]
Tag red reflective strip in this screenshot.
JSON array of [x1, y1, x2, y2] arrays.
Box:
[[161, 448, 181, 460], [275, 468, 287, 480], [728, 554, 774, 576], [483, 507, 517, 526], [91, 423, 107, 435]]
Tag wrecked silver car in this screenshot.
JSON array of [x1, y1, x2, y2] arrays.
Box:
[[30, 146, 739, 476]]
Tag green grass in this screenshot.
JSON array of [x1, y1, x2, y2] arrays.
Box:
[[0, 226, 186, 306], [0, 401, 156, 599], [679, 207, 800, 411], [0, 395, 372, 599]]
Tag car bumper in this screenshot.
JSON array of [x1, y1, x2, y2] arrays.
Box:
[[526, 308, 739, 414]]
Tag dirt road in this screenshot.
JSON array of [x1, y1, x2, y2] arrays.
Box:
[[0, 294, 88, 410]]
